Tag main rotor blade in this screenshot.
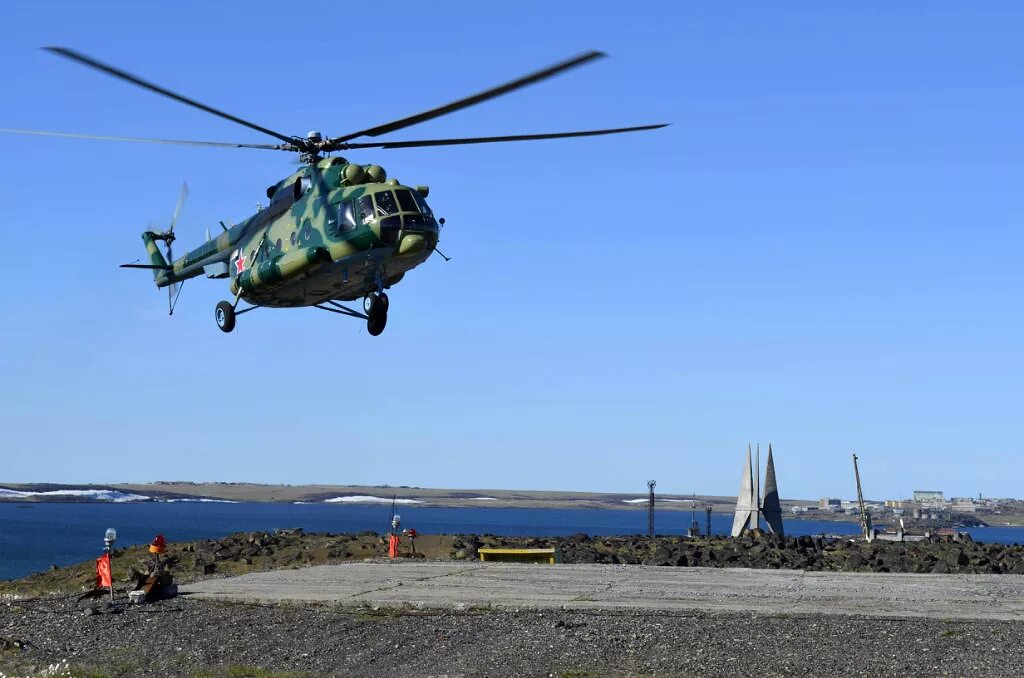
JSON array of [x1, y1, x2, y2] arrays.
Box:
[[120, 263, 172, 270], [340, 124, 669, 150], [325, 51, 607, 145], [44, 47, 299, 147], [0, 127, 287, 150], [169, 182, 189, 233]]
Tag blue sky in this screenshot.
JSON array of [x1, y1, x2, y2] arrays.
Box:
[[0, 2, 1022, 500]]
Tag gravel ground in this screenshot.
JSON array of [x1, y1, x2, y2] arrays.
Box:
[[179, 561, 1024, 620], [2, 595, 1023, 677]]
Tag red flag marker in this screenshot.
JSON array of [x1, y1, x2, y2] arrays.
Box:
[[96, 552, 112, 588]]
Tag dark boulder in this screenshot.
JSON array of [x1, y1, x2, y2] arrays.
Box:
[[643, 546, 673, 566]]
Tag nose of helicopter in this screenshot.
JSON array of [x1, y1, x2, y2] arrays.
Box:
[[397, 232, 432, 257], [363, 185, 439, 255], [393, 216, 439, 257]]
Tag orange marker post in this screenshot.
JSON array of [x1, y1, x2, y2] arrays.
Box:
[[388, 533, 400, 559]]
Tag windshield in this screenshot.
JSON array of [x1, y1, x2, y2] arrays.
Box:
[[412, 191, 432, 217], [357, 189, 436, 231], [395, 189, 419, 213], [358, 195, 374, 224], [373, 190, 399, 217]]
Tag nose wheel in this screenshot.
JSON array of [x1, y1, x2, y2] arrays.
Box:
[[365, 292, 388, 336]]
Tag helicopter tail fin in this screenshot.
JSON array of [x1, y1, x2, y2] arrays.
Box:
[[140, 231, 171, 285]]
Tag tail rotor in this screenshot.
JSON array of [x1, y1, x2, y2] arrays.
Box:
[[164, 182, 188, 314]]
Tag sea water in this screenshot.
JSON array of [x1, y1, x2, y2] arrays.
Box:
[[1, 502, 1019, 580]]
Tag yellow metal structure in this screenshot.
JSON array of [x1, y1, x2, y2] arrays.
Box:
[[478, 548, 558, 564]]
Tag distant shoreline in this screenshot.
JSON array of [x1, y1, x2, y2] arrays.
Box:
[[2, 481, 1020, 526], [0, 480, 817, 513]]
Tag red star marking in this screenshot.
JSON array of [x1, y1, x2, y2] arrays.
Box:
[[234, 251, 246, 274]]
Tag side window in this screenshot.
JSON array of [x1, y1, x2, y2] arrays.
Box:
[[338, 201, 357, 231], [292, 176, 311, 201], [358, 195, 375, 224]]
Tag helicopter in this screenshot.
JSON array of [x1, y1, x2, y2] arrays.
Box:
[[2, 48, 666, 335]]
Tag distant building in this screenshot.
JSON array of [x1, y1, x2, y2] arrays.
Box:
[[886, 500, 922, 511], [819, 498, 841, 509], [913, 490, 944, 503]]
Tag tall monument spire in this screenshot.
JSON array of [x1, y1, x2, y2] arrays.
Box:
[[731, 444, 757, 536], [762, 443, 784, 536], [754, 443, 761, 530]]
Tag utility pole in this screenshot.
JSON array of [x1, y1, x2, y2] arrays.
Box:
[[705, 504, 713, 539], [852, 453, 873, 541], [647, 480, 656, 537], [687, 494, 700, 537]]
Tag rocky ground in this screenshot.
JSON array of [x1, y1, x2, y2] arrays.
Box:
[[3, 531, 1024, 676], [528, 532, 1024, 574], [2, 595, 1023, 677]]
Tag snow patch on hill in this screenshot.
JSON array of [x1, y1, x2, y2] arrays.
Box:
[[324, 495, 423, 505], [0, 488, 150, 502]]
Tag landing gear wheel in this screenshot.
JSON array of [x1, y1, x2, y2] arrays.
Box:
[[378, 292, 389, 311], [363, 293, 380, 315], [215, 301, 236, 333], [367, 308, 387, 336]]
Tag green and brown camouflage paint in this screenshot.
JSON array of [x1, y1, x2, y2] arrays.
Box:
[[143, 157, 438, 308]]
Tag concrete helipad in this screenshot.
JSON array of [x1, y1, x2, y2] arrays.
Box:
[[180, 562, 1024, 621]]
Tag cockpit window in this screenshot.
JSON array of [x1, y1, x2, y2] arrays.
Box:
[[338, 201, 357, 231], [411, 191, 433, 217], [373, 190, 398, 217], [395, 189, 418, 213], [358, 195, 375, 224]]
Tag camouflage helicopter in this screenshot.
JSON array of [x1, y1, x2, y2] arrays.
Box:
[[2, 48, 665, 335]]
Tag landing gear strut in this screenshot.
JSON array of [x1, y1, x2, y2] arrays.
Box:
[[365, 292, 388, 336]]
